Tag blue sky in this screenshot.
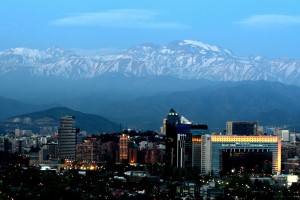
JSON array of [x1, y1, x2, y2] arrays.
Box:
[[1, 0, 300, 58]]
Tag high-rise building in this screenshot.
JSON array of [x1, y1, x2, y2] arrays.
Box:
[[76, 138, 100, 163], [57, 116, 80, 161], [276, 129, 290, 142], [160, 118, 167, 135], [290, 132, 296, 143], [128, 141, 138, 164], [176, 121, 192, 168], [119, 134, 130, 162], [165, 108, 207, 169], [191, 124, 209, 169], [165, 108, 180, 166], [226, 121, 258, 136]]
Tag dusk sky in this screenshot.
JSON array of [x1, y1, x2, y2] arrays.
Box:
[[1, 0, 300, 58]]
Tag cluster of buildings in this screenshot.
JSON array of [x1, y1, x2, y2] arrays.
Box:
[[1, 109, 300, 177], [0, 115, 164, 168], [162, 109, 282, 176]]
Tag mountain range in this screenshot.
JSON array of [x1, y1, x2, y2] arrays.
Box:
[[1, 40, 300, 132], [1, 40, 300, 85]]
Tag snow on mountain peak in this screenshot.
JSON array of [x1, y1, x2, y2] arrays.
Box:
[[180, 40, 220, 52], [10, 48, 42, 58], [0, 40, 299, 85]]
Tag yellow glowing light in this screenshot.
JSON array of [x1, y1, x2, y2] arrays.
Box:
[[211, 135, 279, 143], [277, 140, 281, 174], [287, 175, 298, 183], [192, 137, 202, 142], [210, 135, 281, 174]]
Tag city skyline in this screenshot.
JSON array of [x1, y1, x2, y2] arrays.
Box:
[[1, 1, 300, 199], [0, 107, 298, 199]]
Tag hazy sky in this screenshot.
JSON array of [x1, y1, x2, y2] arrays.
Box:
[[1, 0, 300, 58]]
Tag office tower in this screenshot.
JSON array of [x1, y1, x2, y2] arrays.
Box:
[[57, 116, 80, 161], [76, 138, 101, 163], [165, 108, 180, 166], [191, 124, 209, 169], [290, 132, 296, 143], [201, 135, 281, 176], [166, 109, 194, 168], [176, 118, 192, 168], [226, 121, 258, 136], [160, 118, 167, 135], [165, 108, 208, 169], [276, 129, 290, 142], [128, 141, 138, 163], [119, 134, 130, 162]]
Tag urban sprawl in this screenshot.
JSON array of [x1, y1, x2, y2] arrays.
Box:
[[0, 109, 300, 199]]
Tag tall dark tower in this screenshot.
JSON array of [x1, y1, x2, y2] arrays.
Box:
[[58, 116, 80, 161], [165, 108, 180, 166]]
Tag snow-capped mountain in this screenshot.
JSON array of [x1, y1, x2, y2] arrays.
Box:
[[1, 40, 300, 85]]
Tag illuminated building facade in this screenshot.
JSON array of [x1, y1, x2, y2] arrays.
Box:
[[57, 116, 80, 161], [160, 118, 167, 135], [226, 121, 258, 136], [201, 135, 281, 176], [76, 138, 100, 163], [119, 134, 130, 162]]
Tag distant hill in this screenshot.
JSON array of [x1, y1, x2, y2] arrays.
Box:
[[2, 81, 300, 132], [1, 107, 120, 134], [0, 96, 46, 120]]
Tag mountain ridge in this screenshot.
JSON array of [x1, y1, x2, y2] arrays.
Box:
[[0, 96, 47, 120], [1, 40, 300, 85]]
